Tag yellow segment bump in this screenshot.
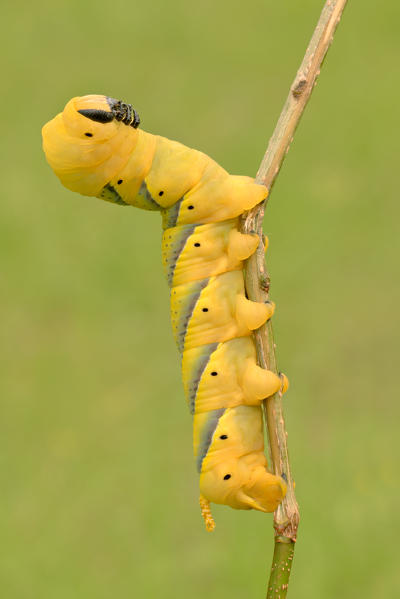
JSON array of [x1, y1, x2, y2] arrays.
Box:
[[173, 271, 273, 351], [182, 337, 283, 413], [236, 295, 275, 330], [162, 220, 259, 287], [227, 229, 259, 262], [199, 407, 287, 513], [176, 169, 268, 226], [146, 136, 209, 208]]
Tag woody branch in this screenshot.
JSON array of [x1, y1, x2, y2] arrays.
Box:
[[241, 1, 348, 596]]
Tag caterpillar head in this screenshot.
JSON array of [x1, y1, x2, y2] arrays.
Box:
[[42, 95, 140, 197], [199, 455, 286, 513]]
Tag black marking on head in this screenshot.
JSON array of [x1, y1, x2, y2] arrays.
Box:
[[78, 109, 114, 123], [223, 474, 231, 480], [106, 97, 140, 128], [132, 109, 140, 129]]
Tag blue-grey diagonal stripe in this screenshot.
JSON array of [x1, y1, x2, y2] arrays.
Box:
[[164, 224, 196, 287], [99, 183, 129, 206], [187, 342, 218, 414], [196, 408, 225, 473], [175, 277, 209, 353], [137, 181, 161, 211], [161, 198, 183, 230]]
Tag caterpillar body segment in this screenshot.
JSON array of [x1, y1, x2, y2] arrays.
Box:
[[200, 451, 287, 513], [163, 173, 268, 227], [195, 407, 286, 512], [182, 337, 283, 414], [170, 270, 274, 352], [162, 220, 259, 288], [42, 95, 288, 530]]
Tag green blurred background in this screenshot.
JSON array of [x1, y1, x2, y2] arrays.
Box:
[[1, 1, 399, 597]]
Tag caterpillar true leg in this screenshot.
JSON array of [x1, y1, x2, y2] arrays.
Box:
[[42, 94, 288, 530]]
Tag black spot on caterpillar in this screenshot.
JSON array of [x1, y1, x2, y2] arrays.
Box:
[[78, 109, 114, 123]]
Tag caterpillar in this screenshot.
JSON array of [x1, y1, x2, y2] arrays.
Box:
[[42, 95, 288, 531]]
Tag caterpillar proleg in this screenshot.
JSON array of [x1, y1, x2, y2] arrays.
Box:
[[42, 95, 288, 530]]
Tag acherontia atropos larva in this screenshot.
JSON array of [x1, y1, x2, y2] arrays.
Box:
[[42, 95, 289, 531]]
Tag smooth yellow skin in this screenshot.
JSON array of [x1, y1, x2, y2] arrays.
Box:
[[162, 220, 259, 287], [144, 136, 210, 208], [109, 131, 157, 208], [170, 270, 274, 351], [194, 406, 263, 464], [42, 96, 139, 197], [196, 407, 286, 512], [182, 337, 282, 413], [200, 456, 286, 512], [174, 167, 268, 226], [42, 95, 288, 527]]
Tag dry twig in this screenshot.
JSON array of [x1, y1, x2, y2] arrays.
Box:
[[240, 1, 348, 596]]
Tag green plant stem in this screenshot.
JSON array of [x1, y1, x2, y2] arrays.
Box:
[[266, 537, 295, 599], [241, 1, 348, 596]]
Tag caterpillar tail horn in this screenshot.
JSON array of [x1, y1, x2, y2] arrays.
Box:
[[199, 494, 215, 532]]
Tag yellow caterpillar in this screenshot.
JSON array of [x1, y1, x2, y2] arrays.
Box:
[[42, 95, 288, 531]]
